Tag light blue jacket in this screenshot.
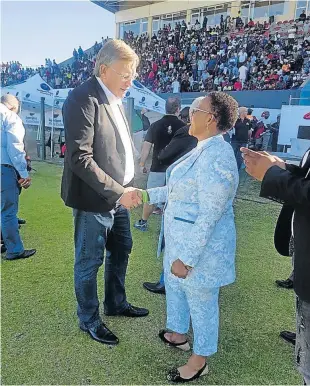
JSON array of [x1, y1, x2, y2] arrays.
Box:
[[148, 135, 239, 289]]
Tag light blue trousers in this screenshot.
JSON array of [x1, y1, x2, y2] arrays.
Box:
[[165, 277, 220, 357]]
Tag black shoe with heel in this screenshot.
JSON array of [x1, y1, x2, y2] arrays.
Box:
[[167, 362, 209, 383], [159, 329, 190, 351]]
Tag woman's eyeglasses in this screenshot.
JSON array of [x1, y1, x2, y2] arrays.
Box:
[[109, 67, 138, 82], [192, 108, 216, 117]]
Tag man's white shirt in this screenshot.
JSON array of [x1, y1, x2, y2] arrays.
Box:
[[96, 77, 134, 185]]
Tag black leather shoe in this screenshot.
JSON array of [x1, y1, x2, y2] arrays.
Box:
[[80, 323, 119, 345], [280, 330, 296, 346], [6, 249, 36, 260], [275, 278, 294, 289], [1, 245, 7, 254], [18, 218, 26, 225], [105, 304, 149, 317], [143, 281, 166, 294]]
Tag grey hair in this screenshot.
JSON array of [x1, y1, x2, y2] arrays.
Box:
[[1, 94, 20, 113], [189, 97, 205, 116], [94, 39, 139, 77], [239, 106, 248, 115], [165, 97, 181, 115]]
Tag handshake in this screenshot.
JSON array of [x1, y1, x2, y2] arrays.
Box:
[[119, 187, 146, 209]]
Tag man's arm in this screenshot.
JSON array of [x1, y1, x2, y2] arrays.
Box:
[[64, 95, 124, 203], [6, 115, 28, 179], [139, 123, 154, 169], [260, 166, 310, 208], [139, 141, 152, 168]]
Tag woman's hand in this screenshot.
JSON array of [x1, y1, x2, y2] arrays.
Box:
[[171, 259, 189, 279]]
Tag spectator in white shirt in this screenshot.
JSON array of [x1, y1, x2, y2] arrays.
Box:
[[198, 57, 207, 79], [172, 78, 181, 93], [1, 95, 36, 260], [238, 49, 248, 67], [239, 64, 248, 85]]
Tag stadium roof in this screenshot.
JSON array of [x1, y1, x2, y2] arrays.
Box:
[[92, 1, 162, 13]]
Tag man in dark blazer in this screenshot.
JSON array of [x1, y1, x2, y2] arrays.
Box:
[[61, 39, 148, 346], [241, 146, 310, 385]]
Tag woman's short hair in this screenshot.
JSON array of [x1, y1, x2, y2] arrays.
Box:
[[94, 39, 139, 77], [208, 92, 239, 132]]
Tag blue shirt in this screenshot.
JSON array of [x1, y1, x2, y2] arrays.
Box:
[[0, 103, 28, 178]]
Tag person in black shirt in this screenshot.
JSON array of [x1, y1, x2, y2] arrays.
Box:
[[270, 115, 280, 152], [135, 97, 184, 232], [181, 76, 191, 92], [231, 106, 252, 170]]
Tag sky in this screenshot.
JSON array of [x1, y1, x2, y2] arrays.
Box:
[[1, 0, 116, 67]]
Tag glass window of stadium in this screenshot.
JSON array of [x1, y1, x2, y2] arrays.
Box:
[[120, 19, 148, 38], [152, 17, 160, 33], [241, 0, 285, 23], [141, 18, 148, 33], [154, 12, 187, 31], [191, 4, 229, 27], [295, 0, 309, 18]]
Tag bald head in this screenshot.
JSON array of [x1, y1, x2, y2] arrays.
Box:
[[1, 94, 20, 114]]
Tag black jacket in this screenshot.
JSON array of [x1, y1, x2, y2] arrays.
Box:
[[61, 76, 132, 213], [260, 149, 310, 302], [158, 125, 198, 166]]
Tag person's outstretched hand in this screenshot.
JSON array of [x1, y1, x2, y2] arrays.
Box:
[[241, 148, 285, 181], [119, 188, 143, 209]]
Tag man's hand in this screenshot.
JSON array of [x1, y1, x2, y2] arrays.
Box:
[[119, 188, 142, 209], [241, 148, 286, 181], [18, 177, 31, 189], [139, 163, 148, 174], [171, 259, 190, 279]]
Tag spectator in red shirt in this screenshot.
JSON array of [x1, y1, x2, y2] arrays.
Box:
[[234, 79, 242, 91], [248, 19, 255, 28]]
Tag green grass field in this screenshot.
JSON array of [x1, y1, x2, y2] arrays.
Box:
[[1, 162, 299, 385]]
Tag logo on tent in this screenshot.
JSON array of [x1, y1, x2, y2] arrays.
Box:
[[303, 112, 310, 119], [55, 91, 60, 96], [140, 97, 146, 103], [133, 80, 143, 89], [25, 93, 30, 98], [40, 83, 51, 91], [125, 91, 131, 97]]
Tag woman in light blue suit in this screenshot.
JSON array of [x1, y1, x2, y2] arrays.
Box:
[[144, 92, 239, 382]]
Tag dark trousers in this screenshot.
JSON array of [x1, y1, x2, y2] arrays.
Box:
[[231, 141, 247, 170], [73, 205, 132, 329], [1, 165, 24, 258]]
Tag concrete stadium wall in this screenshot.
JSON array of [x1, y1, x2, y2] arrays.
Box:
[[158, 89, 303, 109]]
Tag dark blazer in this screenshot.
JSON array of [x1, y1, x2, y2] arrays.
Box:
[[61, 76, 132, 213], [158, 125, 198, 166], [260, 148, 310, 302]]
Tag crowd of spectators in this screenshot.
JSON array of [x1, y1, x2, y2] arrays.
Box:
[[125, 14, 310, 93], [0, 37, 109, 89], [1, 14, 310, 93]]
